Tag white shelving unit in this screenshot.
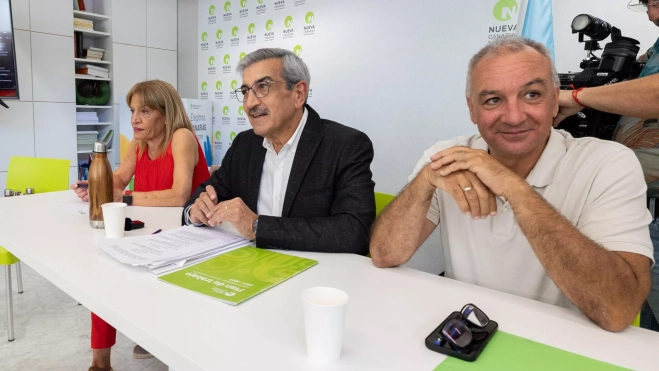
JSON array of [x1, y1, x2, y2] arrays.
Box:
[[74, 1, 116, 176], [73, 10, 110, 22], [73, 28, 111, 39]]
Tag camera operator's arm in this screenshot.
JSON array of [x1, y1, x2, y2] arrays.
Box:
[[554, 73, 659, 126]]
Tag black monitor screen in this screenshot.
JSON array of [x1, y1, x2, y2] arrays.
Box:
[[0, 0, 18, 99]]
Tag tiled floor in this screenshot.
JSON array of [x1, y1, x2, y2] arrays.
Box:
[[0, 263, 168, 371]]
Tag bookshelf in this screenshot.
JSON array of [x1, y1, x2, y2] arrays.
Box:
[[73, 0, 116, 175]]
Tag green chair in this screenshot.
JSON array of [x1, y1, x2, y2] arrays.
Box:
[[368, 192, 396, 258], [2, 156, 70, 341], [375, 192, 395, 217]]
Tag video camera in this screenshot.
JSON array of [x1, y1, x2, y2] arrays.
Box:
[[557, 14, 645, 140]]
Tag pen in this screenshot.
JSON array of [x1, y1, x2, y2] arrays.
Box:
[[152, 229, 162, 234]]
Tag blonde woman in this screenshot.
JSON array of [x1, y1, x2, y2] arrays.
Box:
[[71, 80, 210, 371]]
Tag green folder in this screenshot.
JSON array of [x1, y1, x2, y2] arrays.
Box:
[[434, 331, 629, 371], [159, 246, 318, 305]]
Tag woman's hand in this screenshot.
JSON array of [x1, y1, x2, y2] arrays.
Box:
[[70, 180, 89, 202]]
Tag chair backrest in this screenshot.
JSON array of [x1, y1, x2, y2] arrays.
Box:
[[6, 156, 71, 194], [375, 192, 395, 217]]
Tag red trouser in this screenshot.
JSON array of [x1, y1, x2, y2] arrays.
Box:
[[91, 312, 116, 349]]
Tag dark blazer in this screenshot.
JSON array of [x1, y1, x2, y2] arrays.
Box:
[[184, 105, 375, 255]]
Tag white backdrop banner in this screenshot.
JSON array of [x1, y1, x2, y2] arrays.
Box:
[[197, 0, 521, 190]]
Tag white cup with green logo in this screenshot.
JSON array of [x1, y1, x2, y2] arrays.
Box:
[[301, 287, 349, 364]]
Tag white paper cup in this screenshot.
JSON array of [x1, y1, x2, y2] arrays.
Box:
[[302, 287, 349, 364], [101, 202, 127, 238]]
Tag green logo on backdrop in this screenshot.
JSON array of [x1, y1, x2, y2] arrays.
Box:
[[239, 52, 246, 60], [201, 82, 208, 91], [493, 0, 518, 21], [224, 1, 231, 11], [209, 56, 215, 66], [238, 106, 245, 116], [231, 79, 238, 90], [265, 19, 274, 31], [190, 103, 193, 110], [209, 5, 216, 15], [248, 23, 256, 34], [215, 131, 221, 140], [284, 16, 293, 28], [305, 11, 314, 24], [240, 0, 247, 8], [224, 54, 231, 64], [230, 132, 237, 141], [216, 81, 222, 90], [223, 106, 230, 115], [293, 45, 302, 57], [232, 26, 239, 37], [258, 0, 264, 3], [201, 32, 208, 41], [216, 29, 223, 39]]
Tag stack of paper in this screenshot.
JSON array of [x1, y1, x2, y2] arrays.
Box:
[[76, 64, 110, 78], [85, 47, 105, 61], [95, 225, 251, 274], [77, 130, 98, 152], [74, 18, 94, 30], [76, 111, 99, 122]]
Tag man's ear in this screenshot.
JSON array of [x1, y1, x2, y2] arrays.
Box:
[[294, 81, 308, 109], [552, 86, 560, 118]]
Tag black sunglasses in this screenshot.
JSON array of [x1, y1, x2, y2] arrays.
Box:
[[440, 304, 490, 349]]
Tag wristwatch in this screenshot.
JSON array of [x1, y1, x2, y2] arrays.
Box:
[[252, 217, 259, 236], [122, 190, 133, 206]]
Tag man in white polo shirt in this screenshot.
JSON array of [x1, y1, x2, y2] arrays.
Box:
[[370, 36, 654, 332]]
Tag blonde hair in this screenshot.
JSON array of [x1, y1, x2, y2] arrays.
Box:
[[126, 80, 194, 158]]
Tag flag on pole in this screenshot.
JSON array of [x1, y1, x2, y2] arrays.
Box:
[[517, 0, 556, 61]]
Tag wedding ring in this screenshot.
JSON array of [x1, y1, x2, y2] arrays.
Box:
[[463, 187, 472, 192]]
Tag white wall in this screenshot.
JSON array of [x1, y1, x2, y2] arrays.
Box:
[[178, 0, 198, 99], [112, 0, 178, 167], [0, 0, 78, 192]]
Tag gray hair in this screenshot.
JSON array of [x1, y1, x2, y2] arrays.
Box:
[[465, 36, 560, 97], [236, 48, 311, 93]]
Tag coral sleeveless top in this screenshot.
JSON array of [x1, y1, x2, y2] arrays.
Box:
[[134, 137, 210, 194]]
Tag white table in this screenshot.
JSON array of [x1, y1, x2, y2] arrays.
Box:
[[0, 191, 658, 370]]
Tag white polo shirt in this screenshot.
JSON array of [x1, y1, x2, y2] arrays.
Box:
[[410, 129, 654, 309]]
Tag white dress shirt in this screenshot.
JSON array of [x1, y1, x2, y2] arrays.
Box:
[[257, 108, 308, 217]]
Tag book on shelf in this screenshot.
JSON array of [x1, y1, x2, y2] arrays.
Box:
[[98, 127, 114, 147], [76, 64, 109, 73], [73, 0, 79, 11], [76, 112, 99, 122], [76, 68, 109, 78], [84, 47, 105, 60], [77, 130, 99, 152], [74, 18, 94, 30], [77, 0, 86, 11], [74, 32, 83, 58]]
